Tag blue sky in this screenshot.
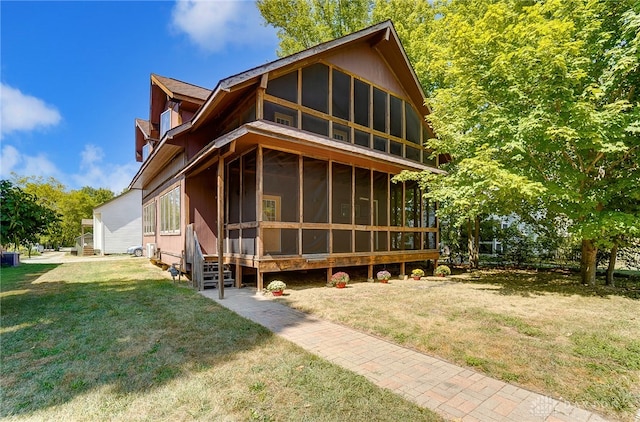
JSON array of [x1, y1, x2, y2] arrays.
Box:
[[1, 0, 279, 193]]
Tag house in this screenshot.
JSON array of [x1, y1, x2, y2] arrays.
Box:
[[129, 20, 444, 291], [93, 189, 142, 255]]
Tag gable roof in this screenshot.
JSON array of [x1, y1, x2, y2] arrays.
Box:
[[150, 74, 211, 104], [191, 20, 429, 129]]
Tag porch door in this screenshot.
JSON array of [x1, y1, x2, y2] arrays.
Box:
[[262, 195, 281, 253]]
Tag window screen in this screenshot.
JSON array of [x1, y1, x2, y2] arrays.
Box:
[[390, 231, 403, 251], [242, 151, 257, 222], [354, 79, 370, 127], [374, 230, 388, 252], [354, 130, 370, 148], [424, 232, 437, 250], [373, 171, 388, 226], [263, 150, 299, 222], [332, 69, 350, 121], [355, 230, 370, 252], [406, 146, 421, 162], [302, 113, 329, 137], [390, 181, 403, 226], [423, 150, 436, 166], [405, 181, 420, 228], [390, 140, 403, 156], [264, 102, 297, 128], [373, 136, 387, 152], [303, 158, 328, 223], [229, 230, 240, 254], [332, 230, 351, 253], [405, 103, 421, 144], [332, 123, 350, 143], [266, 70, 298, 104], [390, 95, 403, 138], [332, 163, 352, 224], [302, 63, 329, 113], [373, 87, 387, 133], [242, 228, 256, 255], [303, 229, 328, 254], [264, 228, 298, 255], [227, 159, 240, 224], [354, 167, 370, 226]]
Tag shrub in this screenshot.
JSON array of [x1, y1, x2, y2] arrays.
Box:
[[411, 268, 424, 277], [434, 265, 451, 276], [330, 271, 350, 285], [376, 270, 391, 281], [266, 280, 286, 292]]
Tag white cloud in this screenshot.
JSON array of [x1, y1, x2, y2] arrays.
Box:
[[0, 144, 62, 180], [72, 144, 139, 194], [171, 0, 276, 52], [0, 83, 62, 138], [1, 144, 138, 194]]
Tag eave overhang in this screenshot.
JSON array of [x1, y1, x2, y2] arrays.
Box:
[[179, 120, 446, 178]]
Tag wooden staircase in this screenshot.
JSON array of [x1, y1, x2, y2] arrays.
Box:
[[82, 246, 94, 256], [202, 258, 234, 289]]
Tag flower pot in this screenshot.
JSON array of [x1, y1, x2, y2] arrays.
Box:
[[272, 290, 283, 296], [380, 279, 389, 283], [413, 276, 421, 280], [437, 274, 445, 277], [336, 282, 346, 288]]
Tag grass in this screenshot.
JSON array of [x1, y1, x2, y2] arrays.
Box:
[[0, 260, 441, 421], [272, 269, 640, 421]]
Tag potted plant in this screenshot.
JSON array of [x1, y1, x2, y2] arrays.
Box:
[[376, 270, 391, 283], [266, 280, 286, 296], [330, 271, 350, 288], [411, 268, 424, 280], [434, 265, 451, 277]]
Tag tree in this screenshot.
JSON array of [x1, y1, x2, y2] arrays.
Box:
[[257, 0, 373, 57], [12, 175, 115, 247], [423, 0, 640, 285], [0, 180, 60, 255]]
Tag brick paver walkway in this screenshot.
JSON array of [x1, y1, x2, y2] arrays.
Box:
[[201, 288, 608, 422]]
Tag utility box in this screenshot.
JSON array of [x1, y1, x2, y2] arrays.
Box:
[[1, 252, 20, 267]]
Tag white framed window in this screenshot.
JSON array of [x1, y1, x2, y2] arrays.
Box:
[[143, 202, 156, 235], [160, 109, 172, 138], [333, 129, 348, 141], [160, 186, 180, 234], [274, 112, 293, 127]]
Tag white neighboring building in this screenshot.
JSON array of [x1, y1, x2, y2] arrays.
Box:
[[93, 189, 142, 255]]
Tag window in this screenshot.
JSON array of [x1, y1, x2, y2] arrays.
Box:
[[373, 87, 387, 133], [142, 142, 152, 161], [275, 112, 293, 127], [160, 186, 180, 234], [353, 79, 370, 127], [302, 63, 329, 113], [266, 70, 298, 103], [332, 69, 350, 120], [332, 124, 349, 142], [143, 202, 156, 235], [160, 109, 171, 138]]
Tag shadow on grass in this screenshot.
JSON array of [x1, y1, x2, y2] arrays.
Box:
[[0, 263, 273, 418], [458, 269, 640, 300]]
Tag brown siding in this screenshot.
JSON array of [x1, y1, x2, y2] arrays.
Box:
[[186, 167, 218, 254]]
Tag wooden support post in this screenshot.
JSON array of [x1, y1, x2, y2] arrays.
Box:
[[400, 262, 406, 278], [217, 156, 225, 299], [257, 268, 263, 292], [368, 264, 373, 280], [326, 267, 332, 285], [235, 261, 242, 288]]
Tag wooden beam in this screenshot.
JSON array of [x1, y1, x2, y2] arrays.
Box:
[[217, 156, 225, 299]]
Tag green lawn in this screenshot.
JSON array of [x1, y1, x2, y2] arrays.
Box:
[[0, 260, 440, 421], [271, 268, 640, 421]]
